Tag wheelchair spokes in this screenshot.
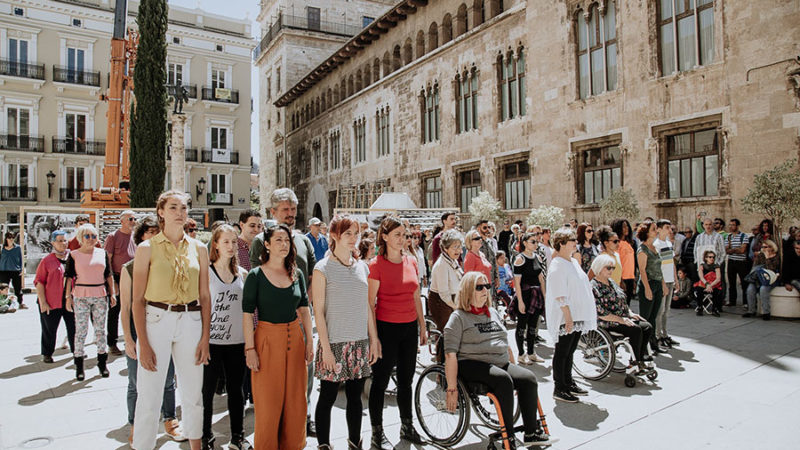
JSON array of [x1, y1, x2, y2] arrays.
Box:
[[414, 365, 470, 446], [573, 329, 615, 380]]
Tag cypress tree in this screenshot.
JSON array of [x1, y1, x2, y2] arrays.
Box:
[[130, 0, 168, 207]]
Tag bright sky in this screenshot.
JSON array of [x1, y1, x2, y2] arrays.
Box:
[[168, 0, 262, 166]]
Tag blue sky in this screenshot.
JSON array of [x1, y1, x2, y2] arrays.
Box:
[[168, 0, 262, 166]]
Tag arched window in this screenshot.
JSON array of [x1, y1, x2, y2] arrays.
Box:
[[356, 69, 363, 91], [392, 45, 402, 71], [348, 74, 355, 97], [373, 58, 382, 81], [340, 78, 347, 100], [403, 38, 413, 65], [428, 22, 439, 52], [327, 88, 333, 108], [315, 97, 320, 117], [472, 0, 485, 27], [416, 30, 426, 58], [321, 93, 327, 112], [488, 0, 502, 18], [456, 4, 468, 36], [364, 63, 372, 86], [576, 2, 617, 99], [442, 14, 453, 43], [333, 85, 339, 103], [498, 48, 526, 121], [383, 51, 391, 76]]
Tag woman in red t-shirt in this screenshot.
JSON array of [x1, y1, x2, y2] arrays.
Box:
[[464, 229, 492, 281], [367, 217, 427, 449]]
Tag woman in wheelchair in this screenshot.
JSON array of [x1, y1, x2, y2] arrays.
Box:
[[590, 254, 655, 369], [693, 250, 723, 317], [443, 272, 551, 447]]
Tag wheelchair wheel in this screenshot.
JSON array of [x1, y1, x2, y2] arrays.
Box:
[[471, 391, 521, 431], [415, 365, 469, 446], [572, 329, 615, 381], [611, 338, 635, 374]]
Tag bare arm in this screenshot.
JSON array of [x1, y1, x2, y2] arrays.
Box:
[[514, 273, 525, 314], [709, 268, 722, 288], [298, 306, 314, 363], [414, 286, 427, 346], [637, 251, 652, 300], [132, 244, 154, 371], [120, 269, 135, 359], [445, 352, 459, 412], [243, 312, 258, 371], [368, 278, 380, 311], [539, 272, 546, 298], [311, 272, 334, 371], [195, 245, 211, 365]]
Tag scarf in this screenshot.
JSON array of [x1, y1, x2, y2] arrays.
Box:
[[470, 305, 490, 317], [441, 251, 464, 277]]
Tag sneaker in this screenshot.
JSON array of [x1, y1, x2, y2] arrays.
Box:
[[518, 354, 531, 365], [109, 344, 123, 356], [229, 434, 253, 450], [666, 336, 680, 346], [742, 312, 755, 318], [42, 355, 54, 364], [523, 427, 551, 446], [569, 383, 589, 396], [534, 335, 545, 344], [164, 419, 187, 442], [19, 303, 28, 309], [658, 337, 672, 349], [762, 314, 771, 321], [553, 389, 579, 403], [528, 353, 544, 363]]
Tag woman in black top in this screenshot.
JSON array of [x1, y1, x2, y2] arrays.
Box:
[[513, 233, 546, 365]]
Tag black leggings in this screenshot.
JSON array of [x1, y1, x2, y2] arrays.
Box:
[[552, 331, 581, 391], [202, 343, 246, 439], [603, 320, 653, 362], [458, 360, 539, 435], [622, 279, 636, 305], [515, 309, 540, 356], [369, 320, 418, 426], [315, 378, 367, 445]]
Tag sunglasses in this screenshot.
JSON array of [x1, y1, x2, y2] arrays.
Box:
[[610, 239, 620, 243], [606, 266, 616, 271], [475, 283, 492, 291], [85, 234, 98, 239], [568, 238, 578, 242], [126, 217, 136, 222], [472, 236, 482, 241], [586, 229, 594, 233], [405, 235, 412, 238], [187, 228, 197, 233]]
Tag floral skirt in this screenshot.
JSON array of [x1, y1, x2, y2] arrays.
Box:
[[315, 339, 371, 382]]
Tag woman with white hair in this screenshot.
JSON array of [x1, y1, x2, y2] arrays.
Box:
[[590, 254, 654, 369], [428, 228, 464, 362], [545, 227, 597, 403], [65, 223, 116, 380]]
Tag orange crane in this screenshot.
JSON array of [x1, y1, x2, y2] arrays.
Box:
[[82, 0, 137, 209]]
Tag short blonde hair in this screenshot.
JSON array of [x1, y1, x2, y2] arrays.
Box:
[[552, 227, 577, 251], [464, 229, 481, 249], [761, 239, 778, 253], [455, 271, 489, 311], [76, 223, 99, 245]]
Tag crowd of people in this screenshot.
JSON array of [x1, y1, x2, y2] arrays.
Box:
[[4, 185, 795, 450]]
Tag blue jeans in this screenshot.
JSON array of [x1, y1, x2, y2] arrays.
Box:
[[746, 284, 773, 315], [126, 354, 177, 424]]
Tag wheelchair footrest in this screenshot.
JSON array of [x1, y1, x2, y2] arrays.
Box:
[[488, 425, 526, 444]]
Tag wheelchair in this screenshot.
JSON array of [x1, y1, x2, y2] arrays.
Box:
[[414, 364, 549, 449], [571, 328, 658, 388]]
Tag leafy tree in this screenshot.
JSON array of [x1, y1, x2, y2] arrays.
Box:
[[741, 159, 800, 261], [130, 0, 168, 207], [468, 191, 504, 223], [527, 205, 565, 231], [599, 188, 641, 223]]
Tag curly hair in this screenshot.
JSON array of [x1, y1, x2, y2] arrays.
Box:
[[259, 224, 297, 282]]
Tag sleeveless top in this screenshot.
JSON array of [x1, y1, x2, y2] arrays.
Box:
[[209, 265, 246, 345], [144, 232, 201, 304]]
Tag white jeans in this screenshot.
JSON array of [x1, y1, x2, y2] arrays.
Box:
[[133, 305, 203, 449]]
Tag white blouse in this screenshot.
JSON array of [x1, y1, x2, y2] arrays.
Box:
[[544, 256, 598, 343]]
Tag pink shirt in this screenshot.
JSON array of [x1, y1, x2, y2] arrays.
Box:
[[368, 255, 420, 323], [464, 250, 492, 281], [34, 253, 68, 309], [105, 229, 136, 274], [66, 248, 110, 298]]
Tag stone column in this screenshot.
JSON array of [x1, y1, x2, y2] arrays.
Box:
[[170, 114, 187, 192]]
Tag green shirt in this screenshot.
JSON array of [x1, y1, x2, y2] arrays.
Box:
[[637, 245, 663, 282], [0, 293, 9, 308], [249, 230, 316, 285], [242, 267, 308, 323]]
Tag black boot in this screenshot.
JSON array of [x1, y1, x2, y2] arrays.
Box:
[[370, 425, 394, 450], [74, 356, 84, 381], [399, 418, 425, 444], [97, 353, 110, 378]]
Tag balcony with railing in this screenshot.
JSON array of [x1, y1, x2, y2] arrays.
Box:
[[0, 59, 45, 80], [167, 147, 199, 162], [60, 188, 83, 202], [201, 149, 239, 165], [53, 65, 101, 87], [166, 84, 198, 99], [0, 134, 45, 152], [201, 87, 239, 104], [52, 138, 106, 155], [207, 192, 233, 205], [253, 13, 363, 61], [0, 186, 37, 201]]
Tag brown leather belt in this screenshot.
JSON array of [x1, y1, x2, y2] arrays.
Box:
[[147, 300, 201, 312]]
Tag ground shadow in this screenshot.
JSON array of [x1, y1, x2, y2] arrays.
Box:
[[0, 354, 71, 379], [18, 375, 101, 406], [552, 400, 609, 431]]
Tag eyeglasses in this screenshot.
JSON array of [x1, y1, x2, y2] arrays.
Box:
[[610, 239, 620, 243], [586, 229, 594, 233], [568, 238, 578, 242], [126, 217, 136, 222], [405, 234, 412, 238], [606, 266, 616, 271], [187, 228, 197, 233], [475, 283, 492, 291], [85, 234, 98, 239]]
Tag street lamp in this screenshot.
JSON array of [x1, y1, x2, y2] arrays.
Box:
[[196, 177, 206, 200], [46, 170, 56, 198]]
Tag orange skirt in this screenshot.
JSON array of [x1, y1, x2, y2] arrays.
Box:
[[252, 319, 307, 450]]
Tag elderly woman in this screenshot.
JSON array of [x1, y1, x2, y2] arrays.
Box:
[[429, 229, 464, 361], [444, 272, 550, 447], [590, 254, 654, 369], [65, 224, 116, 380], [545, 227, 597, 403], [464, 229, 492, 282]]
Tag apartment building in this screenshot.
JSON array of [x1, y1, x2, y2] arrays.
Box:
[[0, 0, 253, 226]]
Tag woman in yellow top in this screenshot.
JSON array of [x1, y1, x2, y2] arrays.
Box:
[[131, 190, 211, 450]]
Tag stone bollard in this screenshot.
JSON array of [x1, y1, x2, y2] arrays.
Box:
[[769, 286, 800, 319]]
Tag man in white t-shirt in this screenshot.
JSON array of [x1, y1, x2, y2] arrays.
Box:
[[653, 219, 679, 348]]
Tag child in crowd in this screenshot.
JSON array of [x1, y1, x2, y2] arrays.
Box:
[[671, 267, 692, 308], [496, 251, 515, 318], [0, 283, 17, 313]]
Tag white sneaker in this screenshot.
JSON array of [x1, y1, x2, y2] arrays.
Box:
[[519, 354, 531, 365], [529, 353, 544, 363]]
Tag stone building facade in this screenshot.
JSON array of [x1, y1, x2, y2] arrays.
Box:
[[274, 0, 800, 228], [0, 0, 253, 226]]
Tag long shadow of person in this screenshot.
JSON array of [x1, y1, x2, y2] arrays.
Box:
[[552, 400, 609, 431], [18, 375, 100, 406]]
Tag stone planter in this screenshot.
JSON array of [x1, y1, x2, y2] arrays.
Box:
[[769, 286, 800, 319]]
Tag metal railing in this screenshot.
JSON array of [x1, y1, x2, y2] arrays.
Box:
[[0, 134, 45, 152], [253, 13, 363, 61], [207, 192, 233, 205], [59, 188, 82, 202], [0, 186, 37, 201], [53, 65, 101, 87], [0, 59, 45, 80], [201, 149, 239, 164], [167, 147, 198, 162], [166, 84, 198, 98], [52, 138, 106, 155], [201, 87, 239, 103]]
